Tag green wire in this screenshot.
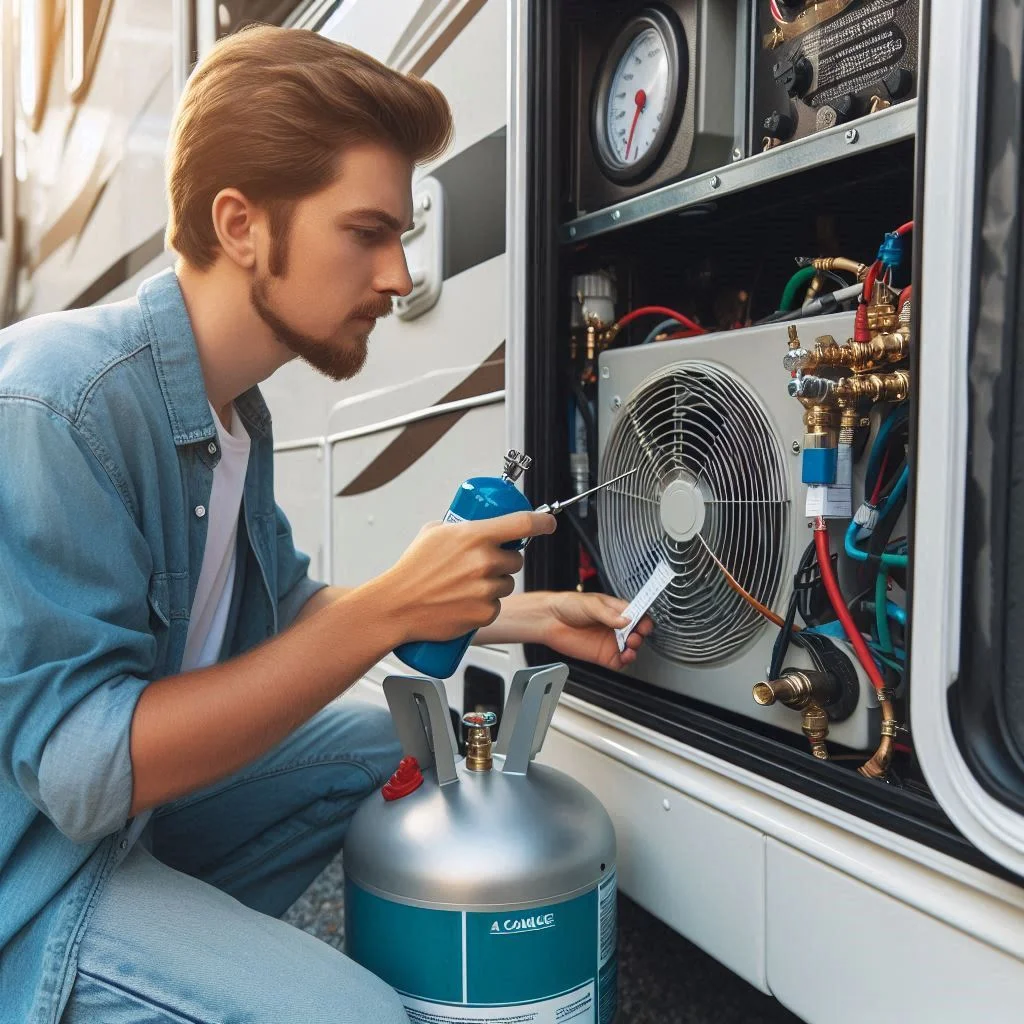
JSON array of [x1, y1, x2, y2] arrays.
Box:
[[780, 267, 818, 311], [875, 569, 894, 654]]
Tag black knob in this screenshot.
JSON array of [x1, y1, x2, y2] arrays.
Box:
[[777, 0, 806, 10], [882, 67, 914, 100], [832, 93, 861, 123], [773, 55, 813, 99], [762, 110, 795, 141]]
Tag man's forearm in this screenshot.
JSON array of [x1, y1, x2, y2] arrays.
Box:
[[474, 591, 552, 646], [128, 578, 398, 816], [291, 583, 351, 624]]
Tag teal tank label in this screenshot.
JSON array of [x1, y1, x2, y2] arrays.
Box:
[[345, 872, 618, 1023]]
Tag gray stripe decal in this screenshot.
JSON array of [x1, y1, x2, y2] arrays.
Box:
[[63, 127, 507, 309], [434, 126, 507, 280]]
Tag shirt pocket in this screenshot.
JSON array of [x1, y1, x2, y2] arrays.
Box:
[[147, 571, 190, 675]]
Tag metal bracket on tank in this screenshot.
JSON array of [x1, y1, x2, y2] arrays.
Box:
[[382, 675, 460, 786], [494, 663, 569, 776]]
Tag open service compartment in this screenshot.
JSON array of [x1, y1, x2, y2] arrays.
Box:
[[508, 0, 1024, 880]]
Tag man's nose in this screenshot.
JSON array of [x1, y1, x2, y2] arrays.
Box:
[[376, 242, 414, 297]]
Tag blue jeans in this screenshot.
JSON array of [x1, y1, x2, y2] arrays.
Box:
[[59, 698, 406, 1023]]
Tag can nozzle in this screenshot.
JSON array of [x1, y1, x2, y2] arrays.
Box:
[[502, 450, 533, 483]]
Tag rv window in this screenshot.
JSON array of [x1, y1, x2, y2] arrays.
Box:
[[215, 1, 307, 37]]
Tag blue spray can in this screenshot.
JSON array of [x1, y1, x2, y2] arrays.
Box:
[[393, 449, 534, 679]]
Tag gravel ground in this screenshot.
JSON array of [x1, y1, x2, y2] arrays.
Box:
[[282, 851, 801, 1023]]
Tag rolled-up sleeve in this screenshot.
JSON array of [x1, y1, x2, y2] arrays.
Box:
[[274, 503, 327, 630], [0, 400, 153, 844]]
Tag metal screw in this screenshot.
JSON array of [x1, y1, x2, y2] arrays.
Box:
[[611, 209, 621, 221], [611, 395, 622, 410], [732, 148, 743, 161], [791, 441, 801, 454], [568, 226, 577, 237], [845, 128, 859, 144], [710, 175, 721, 189], [600, 366, 610, 379]]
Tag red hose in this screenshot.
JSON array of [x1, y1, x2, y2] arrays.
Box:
[[862, 260, 882, 302], [895, 220, 914, 236], [615, 305, 706, 335], [813, 519, 886, 692]]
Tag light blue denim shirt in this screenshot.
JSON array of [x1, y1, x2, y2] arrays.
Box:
[[0, 268, 325, 1023]]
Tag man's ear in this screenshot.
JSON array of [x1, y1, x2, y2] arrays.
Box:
[[211, 188, 259, 270]]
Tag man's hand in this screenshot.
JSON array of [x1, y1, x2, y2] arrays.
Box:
[[379, 511, 557, 645], [476, 590, 653, 671], [542, 591, 653, 671]]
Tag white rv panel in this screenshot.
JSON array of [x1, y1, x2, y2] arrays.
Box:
[[330, 399, 506, 587], [540, 728, 769, 994], [766, 842, 1024, 1024]]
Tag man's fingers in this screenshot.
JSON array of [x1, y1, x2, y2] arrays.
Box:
[[472, 511, 556, 543]]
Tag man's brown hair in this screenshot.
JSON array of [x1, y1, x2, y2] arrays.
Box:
[[166, 25, 453, 271]]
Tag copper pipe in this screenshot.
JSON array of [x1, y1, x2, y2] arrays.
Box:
[[859, 704, 897, 779]]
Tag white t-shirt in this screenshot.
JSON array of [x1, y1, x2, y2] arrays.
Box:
[[180, 403, 252, 672]]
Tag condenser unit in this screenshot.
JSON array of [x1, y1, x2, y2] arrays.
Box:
[[596, 312, 881, 748]]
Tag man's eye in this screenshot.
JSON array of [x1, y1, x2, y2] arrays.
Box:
[[352, 227, 381, 242]]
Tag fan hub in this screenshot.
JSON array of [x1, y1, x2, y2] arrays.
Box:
[[659, 477, 706, 541]]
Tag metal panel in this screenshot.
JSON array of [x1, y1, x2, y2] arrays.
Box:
[[561, 99, 917, 243]]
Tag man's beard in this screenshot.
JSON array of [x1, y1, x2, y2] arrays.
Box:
[[250, 272, 391, 382]]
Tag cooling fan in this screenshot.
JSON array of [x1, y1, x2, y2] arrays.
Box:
[[599, 360, 790, 664], [596, 313, 880, 747]]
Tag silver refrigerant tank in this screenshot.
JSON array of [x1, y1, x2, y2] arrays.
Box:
[[344, 664, 618, 1023]]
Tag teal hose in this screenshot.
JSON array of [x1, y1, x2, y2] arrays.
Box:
[[845, 519, 909, 567], [780, 267, 818, 310], [875, 570, 893, 653]]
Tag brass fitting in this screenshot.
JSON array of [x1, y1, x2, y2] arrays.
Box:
[[753, 671, 839, 761], [810, 257, 869, 282], [869, 95, 892, 115], [783, 330, 909, 375], [833, 369, 910, 407], [801, 702, 831, 760], [753, 670, 841, 711], [462, 711, 497, 772]]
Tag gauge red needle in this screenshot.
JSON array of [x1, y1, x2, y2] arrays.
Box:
[[625, 88, 647, 160]]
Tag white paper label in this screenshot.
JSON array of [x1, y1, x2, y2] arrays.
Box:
[[805, 484, 852, 520], [614, 558, 674, 652], [403, 982, 594, 1023], [443, 509, 468, 524]]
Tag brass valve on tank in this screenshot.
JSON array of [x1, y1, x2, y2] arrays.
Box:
[[462, 711, 497, 772]]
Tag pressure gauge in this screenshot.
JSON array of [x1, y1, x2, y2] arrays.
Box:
[[591, 8, 686, 184]]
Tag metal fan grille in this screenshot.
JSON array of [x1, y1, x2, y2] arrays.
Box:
[[598, 360, 791, 664]]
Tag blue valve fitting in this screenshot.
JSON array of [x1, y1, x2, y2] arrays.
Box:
[[876, 232, 904, 271], [802, 446, 838, 486]]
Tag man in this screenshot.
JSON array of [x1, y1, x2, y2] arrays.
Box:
[[0, 25, 652, 1024]]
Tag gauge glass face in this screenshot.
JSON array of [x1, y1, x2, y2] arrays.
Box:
[[603, 25, 672, 168]]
